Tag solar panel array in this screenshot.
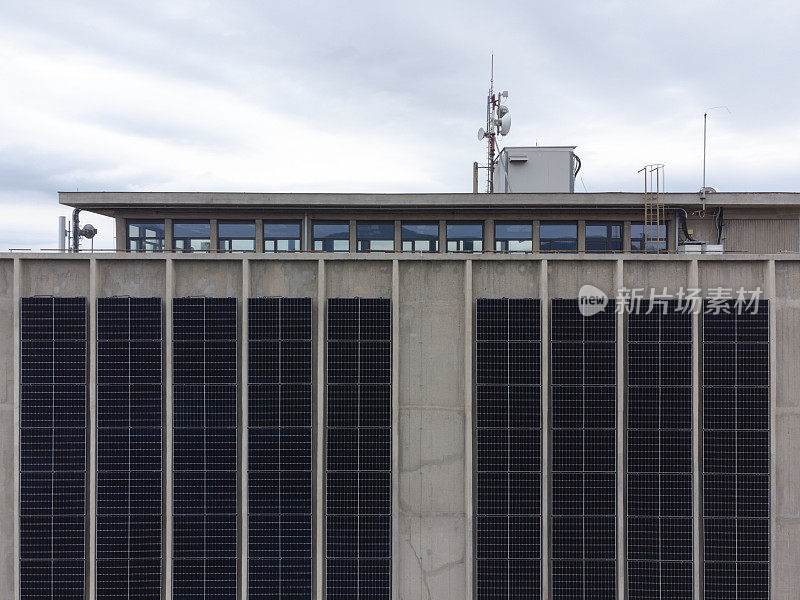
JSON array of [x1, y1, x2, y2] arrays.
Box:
[[248, 298, 313, 599], [326, 298, 392, 599], [703, 300, 770, 599], [550, 298, 617, 599], [172, 298, 238, 599], [627, 301, 693, 598], [96, 297, 163, 598], [475, 298, 542, 600], [20, 297, 87, 600]]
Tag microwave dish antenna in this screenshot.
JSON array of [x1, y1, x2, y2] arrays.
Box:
[[475, 54, 511, 193]]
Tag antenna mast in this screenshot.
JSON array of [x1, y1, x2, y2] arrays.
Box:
[[476, 56, 512, 193]]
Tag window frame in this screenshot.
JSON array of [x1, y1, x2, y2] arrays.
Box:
[[127, 220, 165, 253], [172, 220, 211, 253], [539, 221, 578, 252], [401, 221, 439, 252], [631, 221, 668, 253], [218, 220, 256, 253], [356, 221, 395, 252], [263, 220, 302, 253], [446, 221, 484, 253], [585, 221, 623, 253], [312, 220, 350, 253], [494, 221, 534, 253]]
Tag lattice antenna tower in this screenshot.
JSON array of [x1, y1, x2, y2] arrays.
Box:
[[477, 55, 512, 193], [639, 164, 666, 252]]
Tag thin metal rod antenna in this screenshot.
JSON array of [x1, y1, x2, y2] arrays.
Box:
[[701, 106, 730, 198]]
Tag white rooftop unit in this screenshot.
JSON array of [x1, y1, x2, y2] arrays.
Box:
[[493, 146, 578, 193]]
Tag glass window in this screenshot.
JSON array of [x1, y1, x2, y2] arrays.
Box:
[[313, 221, 349, 252], [447, 221, 483, 252], [495, 222, 533, 252], [173, 220, 211, 252], [585, 221, 622, 252], [218, 221, 255, 252], [127, 220, 164, 252], [401, 221, 439, 252], [357, 221, 394, 252], [631, 222, 668, 253], [540, 221, 578, 252], [264, 221, 302, 252]]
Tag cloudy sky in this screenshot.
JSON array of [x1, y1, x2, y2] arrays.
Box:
[[1, 0, 799, 250]]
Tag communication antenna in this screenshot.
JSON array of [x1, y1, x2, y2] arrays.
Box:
[[476, 55, 512, 193], [701, 106, 730, 208]]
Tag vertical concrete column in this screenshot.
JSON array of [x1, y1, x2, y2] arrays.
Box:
[[255, 220, 264, 254], [485, 219, 494, 252], [615, 259, 625, 599], [391, 260, 400, 599], [766, 259, 777, 600], [623, 222, 632, 253], [439, 220, 447, 253], [315, 260, 326, 600], [393, 220, 401, 253], [578, 220, 586, 253], [532, 220, 540, 252], [464, 259, 474, 600], [115, 218, 126, 252], [241, 259, 250, 599], [210, 219, 219, 253], [88, 258, 98, 599], [164, 258, 175, 600], [165, 218, 174, 253], [539, 259, 550, 600], [689, 259, 700, 600], [12, 258, 21, 600], [349, 220, 357, 253]]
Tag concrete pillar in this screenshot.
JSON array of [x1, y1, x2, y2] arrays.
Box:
[[88, 258, 98, 599], [394, 221, 401, 253], [12, 258, 20, 600], [315, 260, 326, 600], [255, 220, 264, 253], [767, 259, 777, 600], [115, 218, 126, 252], [210, 219, 219, 253], [539, 259, 550, 599], [349, 220, 357, 253], [164, 258, 175, 600], [689, 259, 700, 600], [532, 220, 540, 252], [485, 219, 494, 252], [615, 259, 625, 599], [391, 260, 400, 599], [439, 220, 447, 253], [463, 260, 473, 600], [165, 218, 174, 252], [578, 220, 586, 253], [241, 259, 250, 598]]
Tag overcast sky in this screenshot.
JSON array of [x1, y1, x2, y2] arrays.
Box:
[[1, 0, 799, 250]]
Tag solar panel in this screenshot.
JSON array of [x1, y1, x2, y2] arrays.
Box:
[[326, 298, 391, 599], [248, 297, 313, 599], [173, 297, 238, 599], [550, 298, 616, 599], [20, 297, 87, 600], [702, 300, 769, 600], [626, 300, 693, 599], [96, 297, 162, 598], [475, 298, 541, 600]]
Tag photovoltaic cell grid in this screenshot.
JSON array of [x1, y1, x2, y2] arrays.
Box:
[[626, 300, 693, 599], [702, 300, 769, 600], [96, 297, 163, 599], [475, 298, 542, 600], [173, 298, 238, 599], [20, 297, 87, 600], [550, 298, 616, 599], [326, 298, 391, 600], [248, 297, 313, 599]]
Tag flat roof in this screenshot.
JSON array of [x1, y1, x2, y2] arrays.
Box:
[[58, 191, 800, 216]]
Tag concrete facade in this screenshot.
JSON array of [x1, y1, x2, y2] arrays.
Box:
[[0, 251, 797, 599]]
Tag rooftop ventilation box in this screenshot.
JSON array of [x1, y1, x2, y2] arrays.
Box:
[[493, 146, 578, 193]]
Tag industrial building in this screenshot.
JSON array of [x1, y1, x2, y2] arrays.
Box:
[[1, 151, 800, 599]]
